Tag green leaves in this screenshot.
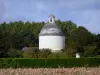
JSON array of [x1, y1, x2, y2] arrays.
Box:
[[0, 20, 99, 57], [0, 58, 100, 68]]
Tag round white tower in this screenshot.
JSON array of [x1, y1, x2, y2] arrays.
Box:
[[39, 14, 65, 52]]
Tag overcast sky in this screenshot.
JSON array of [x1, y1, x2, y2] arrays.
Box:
[[0, 0, 100, 34]]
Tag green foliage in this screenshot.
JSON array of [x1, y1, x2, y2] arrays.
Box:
[[84, 44, 99, 57], [0, 20, 100, 57], [0, 58, 100, 68], [8, 49, 23, 58], [22, 47, 40, 58], [67, 26, 98, 56], [65, 48, 76, 57], [40, 49, 52, 59]]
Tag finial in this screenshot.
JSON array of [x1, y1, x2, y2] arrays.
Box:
[[49, 14, 55, 18]]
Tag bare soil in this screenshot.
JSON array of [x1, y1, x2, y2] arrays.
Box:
[[0, 68, 100, 75]]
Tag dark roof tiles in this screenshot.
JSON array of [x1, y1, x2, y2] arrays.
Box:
[[39, 23, 64, 36]]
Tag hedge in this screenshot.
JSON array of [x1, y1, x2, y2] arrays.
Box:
[[0, 57, 100, 68]]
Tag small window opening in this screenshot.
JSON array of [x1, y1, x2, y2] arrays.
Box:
[[50, 18, 52, 22]]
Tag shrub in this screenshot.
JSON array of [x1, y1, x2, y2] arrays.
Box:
[[40, 49, 51, 59], [22, 47, 40, 58], [0, 57, 100, 68]]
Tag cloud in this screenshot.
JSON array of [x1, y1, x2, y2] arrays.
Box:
[[0, 0, 100, 33], [53, 0, 100, 33]]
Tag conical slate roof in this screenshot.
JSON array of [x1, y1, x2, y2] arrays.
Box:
[[39, 23, 64, 36], [39, 14, 64, 36]]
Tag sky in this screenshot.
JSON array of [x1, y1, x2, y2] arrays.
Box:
[[0, 0, 100, 34]]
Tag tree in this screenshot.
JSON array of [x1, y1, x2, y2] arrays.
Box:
[[0, 20, 99, 58], [8, 49, 23, 58], [84, 44, 97, 57], [13, 31, 35, 49], [0, 22, 14, 57], [67, 26, 94, 56]]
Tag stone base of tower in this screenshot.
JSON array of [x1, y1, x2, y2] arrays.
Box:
[[39, 36, 65, 52]]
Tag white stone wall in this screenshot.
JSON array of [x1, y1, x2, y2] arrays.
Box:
[[39, 36, 65, 52]]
